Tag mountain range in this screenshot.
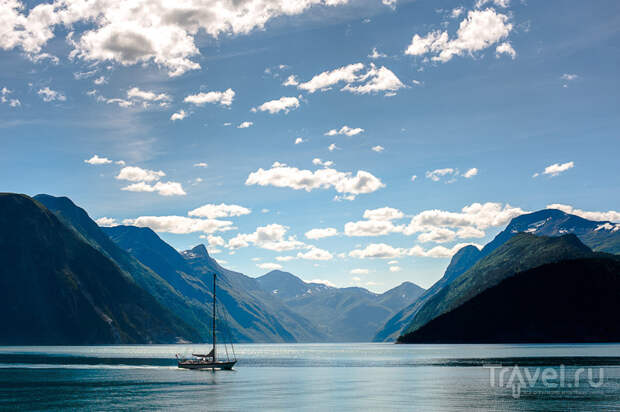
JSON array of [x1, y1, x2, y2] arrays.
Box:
[[374, 208, 620, 342]]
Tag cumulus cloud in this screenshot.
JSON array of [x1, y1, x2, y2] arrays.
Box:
[[246, 161, 385, 197], [297, 246, 333, 260], [349, 242, 482, 259], [238, 121, 253, 128], [495, 41, 516, 59], [305, 227, 338, 239], [127, 87, 171, 102], [84, 154, 112, 165], [297, 63, 364, 93], [228, 223, 306, 251], [546, 204, 620, 223], [252, 96, 300, 114], [389, 265, 401, 272], [325, 125, 364, 136], [184, 88, 235, 106], [541, 161, 574, 177], [404, 202, 526, 237], [124, 215, 234, 234], [257, 262, 282, 271], [561, 73, 579, 81], [405, 8, 513, 63], [306, 278, 336, 287], [368, 47, 387, 59], [312, 158, 334, 168], [188, 203, 251, 219], [364, 207, 404, 221], [463, 167, 478, 178], [1, 0, 351, 76], [344, 219, 404, 237], [292, 62, 405, 96], [328, 144, 338, 152], [372, 145, 384, 153], [282, 75, 299, 86], [350, 268, 369, 275], [37, 86, 65, 102], [294, 137, 305, 144], [170, 109, 187, 121], [95, 217, 118, 227], [475, 0, 510, 8], [426, 168, 456, 182], [116, 166, 165, 182], [121, 181, 187, 196]]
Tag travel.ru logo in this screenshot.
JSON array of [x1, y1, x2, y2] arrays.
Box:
[[484, 364, 605, 399]]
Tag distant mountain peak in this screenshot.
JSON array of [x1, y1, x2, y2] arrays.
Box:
[[184, 244, 210, 259]]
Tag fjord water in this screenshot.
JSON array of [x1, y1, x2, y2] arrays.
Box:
[[0, 344, 619, 411]]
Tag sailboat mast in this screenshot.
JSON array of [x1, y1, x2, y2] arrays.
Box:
[[213, 272, 216, 362]]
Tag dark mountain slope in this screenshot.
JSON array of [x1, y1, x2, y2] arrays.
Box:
[[35, 195, 211, 340], [373, 245, 480, 342], [402, 233, 595, 336], [0, 193, 200, 344], [399, 257, 620, 343]]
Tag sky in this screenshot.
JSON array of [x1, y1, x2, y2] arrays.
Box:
[[1, 0, 619, 292]]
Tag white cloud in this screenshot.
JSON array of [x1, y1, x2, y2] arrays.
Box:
[[349, 242, 482, 259], [404, 202, 526, 236], [121, 181, 186, 196], [37, 86, 65, 102], [194, 162, 208, 168], [205, 235, 226, 247], [294, 137, 305, 144], [546, 204, 620, 223], [93, 75, 106, 85], [561, 74, 578, 81], [382, 0, 397, 9], [475, 0, 510, 8], [297, 246, 333, 260], [228, 223, 306, 251], [95, 217, 118, 227], [124, 215, 234, 234], [275, 255, 296, 262], [127, 87, 171, 102], [252, 96, 300, 114], [1, 0, 351, 77], [463, 167, 478, 178], [305, 227, 338, 239], [282, 75, 299, 86], [238, 121, 253, 128], [341, 64, 405, 95], [534, 161, 575, 177], [297, 63, 364, 93], [495, 42, 516, 59], [184, 88, 235, 106], [170, 109, 187, 121], [188, 203, 251, 219], [325, 125, 364, 136], [387, 260, 398, 265], [368, 47, 387, 59], [417, 228, 456, 243], [426, 168, 456, 182], [257, 262, 282, 271], [246, 161, 385, 196], [372, 145, 384, 153], [405, 9, 513, 63], [350, 268, 369, 275], [451, 7, 464, 18], [312, 158, 334, 168], [116, 166, 165, 182], [84, 154, 112, 165], [411, 175, 417, 182], [363, 207, 404, 221], [344, 220, 403, 237], [328, 143, 339, 152], [389, 265, 401, 272]]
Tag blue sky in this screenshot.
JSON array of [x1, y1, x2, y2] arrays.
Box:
[[1, 0, 619, 291]]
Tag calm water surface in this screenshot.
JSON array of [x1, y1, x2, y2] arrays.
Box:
[[0, 343, 619, 411]]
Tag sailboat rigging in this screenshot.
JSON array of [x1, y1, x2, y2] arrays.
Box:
[[177, 273, 237, 370]]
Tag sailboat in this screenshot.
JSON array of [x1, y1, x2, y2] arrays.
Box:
[[177, 273, 237, 370]]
